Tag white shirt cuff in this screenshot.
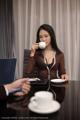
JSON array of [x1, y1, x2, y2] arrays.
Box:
[[4, 86, 9, 96]]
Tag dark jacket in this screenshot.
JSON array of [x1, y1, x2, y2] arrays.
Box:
[[0, 86, 6, 100], [23, 51, 66, 80]]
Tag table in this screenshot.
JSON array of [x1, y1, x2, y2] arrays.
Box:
[[0, 80, 80, 120]]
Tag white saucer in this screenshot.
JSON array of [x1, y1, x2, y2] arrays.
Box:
[[28, 100, 60, 114], [51, 79, 66, 83]]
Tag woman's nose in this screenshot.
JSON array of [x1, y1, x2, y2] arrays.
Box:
[[42, 37, 46, 41]]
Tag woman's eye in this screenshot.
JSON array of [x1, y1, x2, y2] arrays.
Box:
[[39, 36, 43, 40], [45, 35, 48, 37]]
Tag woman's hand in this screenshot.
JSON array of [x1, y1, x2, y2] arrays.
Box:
[[61, 74, 69, 80], [30, 43, 39, 57]]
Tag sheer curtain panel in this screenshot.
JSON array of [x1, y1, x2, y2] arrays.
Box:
[[13, 0, 80, 80]]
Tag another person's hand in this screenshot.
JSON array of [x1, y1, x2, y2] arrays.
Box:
[[30, 43, 39, 57], [61, 74, 69, 80], [4, 78, 31, 96]]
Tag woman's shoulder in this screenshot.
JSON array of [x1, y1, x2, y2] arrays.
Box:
[[56, 50, 64, 55], [56, 51, 64, 59]]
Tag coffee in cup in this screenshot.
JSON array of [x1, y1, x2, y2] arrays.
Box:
[[39, 42, 46, 49], [30, 91, 54, 109]]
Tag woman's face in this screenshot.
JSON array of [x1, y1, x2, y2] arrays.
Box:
[[39, 29, 51, 47]]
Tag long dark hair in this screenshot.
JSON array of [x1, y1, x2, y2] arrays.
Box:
[[36, 24, 61, 53]]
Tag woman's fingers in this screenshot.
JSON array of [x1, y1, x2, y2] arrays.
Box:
[[61, 74, 69, 80], [30, 43, 39, 57]]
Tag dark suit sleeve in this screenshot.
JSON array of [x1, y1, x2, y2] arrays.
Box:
[[0, 86, 7, 100]]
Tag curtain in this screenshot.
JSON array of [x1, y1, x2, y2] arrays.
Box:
[[0, 0, 14, 58], [13, 0, 80, 80]]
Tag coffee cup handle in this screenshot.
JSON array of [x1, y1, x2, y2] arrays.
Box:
[[30, 96, 38, 107]]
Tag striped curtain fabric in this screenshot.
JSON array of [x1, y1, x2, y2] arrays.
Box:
[[0, 0, 14, 58]]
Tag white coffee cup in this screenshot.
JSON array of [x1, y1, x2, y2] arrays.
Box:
[[30, 91, 54, 109], [39, 42, 46, 49]]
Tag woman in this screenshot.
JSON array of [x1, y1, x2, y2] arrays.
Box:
[[23, 24, 68, 81]]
